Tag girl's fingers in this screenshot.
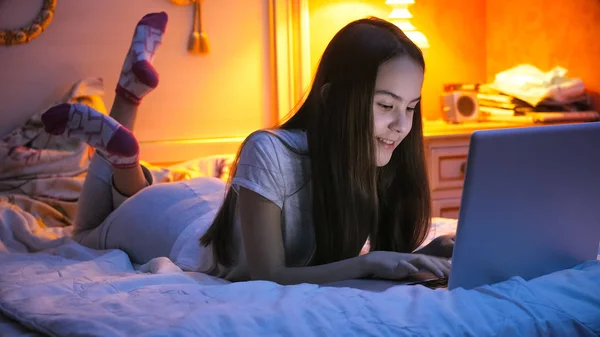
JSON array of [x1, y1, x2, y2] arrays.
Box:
[[411, 256, 444, 278]]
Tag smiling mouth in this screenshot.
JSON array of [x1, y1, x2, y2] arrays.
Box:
[[377, 137, 395, 146]]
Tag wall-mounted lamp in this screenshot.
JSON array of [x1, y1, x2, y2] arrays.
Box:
[[385, 0, 429, 49]]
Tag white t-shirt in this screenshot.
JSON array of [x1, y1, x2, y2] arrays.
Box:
[[217, 129, 315, 281]]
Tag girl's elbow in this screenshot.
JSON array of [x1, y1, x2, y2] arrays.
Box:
[[249, 267, 285, 284]]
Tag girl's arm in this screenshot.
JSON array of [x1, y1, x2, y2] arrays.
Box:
[[413, 234, 455, 258], [239, 187, 370, 285]]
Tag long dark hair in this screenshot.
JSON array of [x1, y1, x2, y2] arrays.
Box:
[[201, 17, 431, 267]]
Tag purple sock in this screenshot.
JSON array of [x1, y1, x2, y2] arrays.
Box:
[[116, 12, 169, 105], [41, 103, 139, 169]]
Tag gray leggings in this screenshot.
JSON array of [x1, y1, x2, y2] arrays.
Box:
[[72, 153, 226, 270]]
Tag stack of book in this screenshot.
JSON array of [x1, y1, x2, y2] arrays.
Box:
[[476, 85, 599, 123]]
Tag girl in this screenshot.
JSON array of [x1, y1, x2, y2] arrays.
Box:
[[41, 12, 452, 285]]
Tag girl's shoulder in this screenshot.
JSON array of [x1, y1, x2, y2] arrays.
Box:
[[235, 128, 310, 199], [244, 129, 308, 156]]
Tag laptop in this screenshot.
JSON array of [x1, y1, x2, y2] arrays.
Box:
[[438, 122, 600, 290], [326, 122, 600, 292]]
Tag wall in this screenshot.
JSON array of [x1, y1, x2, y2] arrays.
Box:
[[486, 0, 600, 111], [0, 0, 274, 162], [3, 0, 597, 160], [307, 0, 600, 118], [307, 0, 488, 120]]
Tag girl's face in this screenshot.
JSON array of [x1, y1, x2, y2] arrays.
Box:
[[372, 56, 424, 167]]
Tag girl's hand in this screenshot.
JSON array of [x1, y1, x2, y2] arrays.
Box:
[[418, 234, 456, 258], [362, 251, 451, 280]]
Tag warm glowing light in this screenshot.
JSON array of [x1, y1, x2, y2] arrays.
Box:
[[395, 21, 415, 31], [405, 31, 429, 49], [389, 8, 412, 19], [386, 0, 429, 49], [385, 0, 415, 4]]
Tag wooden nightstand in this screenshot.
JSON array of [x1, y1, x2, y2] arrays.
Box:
[[422, 120, 546, 218]]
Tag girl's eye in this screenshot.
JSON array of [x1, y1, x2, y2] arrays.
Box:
[[378, 103, 393, 111], [407, 107, 416, 112]]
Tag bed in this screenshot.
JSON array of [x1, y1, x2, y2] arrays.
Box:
[[1, 88, 599, 337]]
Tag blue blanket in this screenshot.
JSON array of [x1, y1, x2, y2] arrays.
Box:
[[0, 212, 599, 336]]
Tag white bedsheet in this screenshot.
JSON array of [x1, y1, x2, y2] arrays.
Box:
[[1, 207, 599, 337]]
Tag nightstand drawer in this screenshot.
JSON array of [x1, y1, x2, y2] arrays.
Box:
[[432, 198, 461, 219], [429, 146, 469, 191]]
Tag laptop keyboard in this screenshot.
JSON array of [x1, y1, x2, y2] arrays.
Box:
[[406, 277, 449, 289]]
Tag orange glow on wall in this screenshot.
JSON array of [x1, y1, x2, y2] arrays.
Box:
[[486, 0, 600, 112], [308, 1, 388, 74], [307, 0, 487, 120], [307, 0, 599, 119]]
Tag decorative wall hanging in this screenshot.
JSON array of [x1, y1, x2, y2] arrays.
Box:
[[169, 0, 209, 54], [0, 0, 57, 46]]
